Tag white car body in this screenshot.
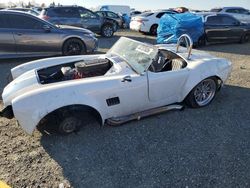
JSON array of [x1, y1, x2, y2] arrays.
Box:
[[212, 7, 250, 23], [130, 10, 175, 34], [1, 37, 232, 134]]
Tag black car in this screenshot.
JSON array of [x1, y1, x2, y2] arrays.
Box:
[[95, 11, 123, 30], [199, 13, 250, 45], [40, 6, 116, 37]]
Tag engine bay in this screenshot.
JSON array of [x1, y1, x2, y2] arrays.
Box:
[[37, 58, 112, 84]]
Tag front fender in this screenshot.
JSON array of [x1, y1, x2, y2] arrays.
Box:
[[11, 88, 106, 134]]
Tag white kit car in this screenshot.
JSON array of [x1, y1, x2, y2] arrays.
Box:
[[0, 35, 232, 135]]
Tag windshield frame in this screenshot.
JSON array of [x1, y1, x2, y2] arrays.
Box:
[[107, 37, 158, 74]]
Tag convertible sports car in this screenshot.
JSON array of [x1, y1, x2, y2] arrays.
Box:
[[0, 35, 232, 135]]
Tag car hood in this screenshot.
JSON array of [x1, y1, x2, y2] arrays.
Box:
[[58, 25, 95, 35], [2, 70, 40, 107]]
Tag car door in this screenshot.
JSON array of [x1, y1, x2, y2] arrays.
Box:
[[9, 13, 62, 55], [205, 15, 226, 42], [205, 15, 241, 42], [0, 13, 17, 57], [104, 74, 149, 117], [78, 7, 101, 32], [49, 7, 82, 28], [147, 67, 189, 104], [220, 15, 244, 41]]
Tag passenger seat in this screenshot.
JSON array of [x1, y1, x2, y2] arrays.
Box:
[[171, 59, 185, 70]]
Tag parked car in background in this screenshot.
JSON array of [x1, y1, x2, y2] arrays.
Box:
[[198, 13, 250, 45], [0, 10, 98, 58], [40, 6, 116, 37], [32, 7, 43, 13], [6, 8, 40, 16], [98, 5, 131, 15], [0, 35, 232, 135], [131, 10, 142, 17], [211, 7, 250, 23], [96, 11, 123, 30], [130, 10, 177, 35]]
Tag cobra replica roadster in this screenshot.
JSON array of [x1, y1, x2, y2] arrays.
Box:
[[0, 35, 232, 134]]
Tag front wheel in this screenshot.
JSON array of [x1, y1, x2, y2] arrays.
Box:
[[62, 38, 86, 56], [101, 24, 114, 37], [58, 116, 82, 134], [185, 78, 217, 108]]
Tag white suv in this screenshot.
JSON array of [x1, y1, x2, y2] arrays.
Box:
[[211, 7, 250, 23], [130, 10, 176, 35]]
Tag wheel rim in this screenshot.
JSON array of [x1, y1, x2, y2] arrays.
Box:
[[60, 117, 80, 133], [194, 79, 216, 106], [66, 42, 81, 55], [103, 25, 113, 37]]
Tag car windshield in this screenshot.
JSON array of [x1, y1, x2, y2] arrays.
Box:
[[140, 12, 154, 17], [108, 37, 158, 74]]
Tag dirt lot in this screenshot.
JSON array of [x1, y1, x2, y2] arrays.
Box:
[[0, 30, 250, 187]]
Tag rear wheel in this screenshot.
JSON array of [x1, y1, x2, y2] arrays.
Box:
[[185, 78, 217, 108], [150, 24, 158, 36], [101, 24, 114, 37], [240, 34, 249, 43], [62, 38, 86, 56]]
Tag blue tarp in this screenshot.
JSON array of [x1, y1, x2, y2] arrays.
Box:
[[157, 13, 204, 44]]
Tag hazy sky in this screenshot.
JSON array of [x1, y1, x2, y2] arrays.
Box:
[[1, 0, 250, 10]]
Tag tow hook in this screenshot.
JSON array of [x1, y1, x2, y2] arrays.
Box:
[[0, 106, 14, 119]]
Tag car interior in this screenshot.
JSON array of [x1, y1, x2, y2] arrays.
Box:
[[149, 50, 187, 73]]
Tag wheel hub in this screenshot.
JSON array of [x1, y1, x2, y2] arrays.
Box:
[[194, 79, 216, 106]]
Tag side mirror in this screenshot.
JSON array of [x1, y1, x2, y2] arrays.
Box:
[[176, 34, 193, 60], [43, 25, 51, 32]]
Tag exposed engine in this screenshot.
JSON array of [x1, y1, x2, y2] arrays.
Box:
[[38, 59, 112, 84]]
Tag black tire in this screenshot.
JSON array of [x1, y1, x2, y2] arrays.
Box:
[[62, 38, 86, 56], [113, 22, 119, 31], [58, 116, 82, 134], [185, 78, 218, 108], [240, 34, 249, 44], [101, 24, 114, 37], [197, 35, 207, 47], [150, 24, 158, 36]]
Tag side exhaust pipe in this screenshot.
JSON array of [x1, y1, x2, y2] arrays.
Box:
[[107, 104, 184, 126]]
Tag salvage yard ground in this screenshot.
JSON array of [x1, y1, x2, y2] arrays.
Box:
[[0, 30, 250, 187]]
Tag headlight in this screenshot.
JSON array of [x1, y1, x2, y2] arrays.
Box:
[[88, 32, 96, 38]]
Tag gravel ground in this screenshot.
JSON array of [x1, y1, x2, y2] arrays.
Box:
[[0, 30, 250, 187]]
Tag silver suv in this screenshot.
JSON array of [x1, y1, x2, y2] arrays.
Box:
[[40, 6, 116, 37], [211, 7, 250, 23]]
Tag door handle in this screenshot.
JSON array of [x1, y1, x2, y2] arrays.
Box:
[[16, 33, 23, 36], [121, 75, 132, 82]]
